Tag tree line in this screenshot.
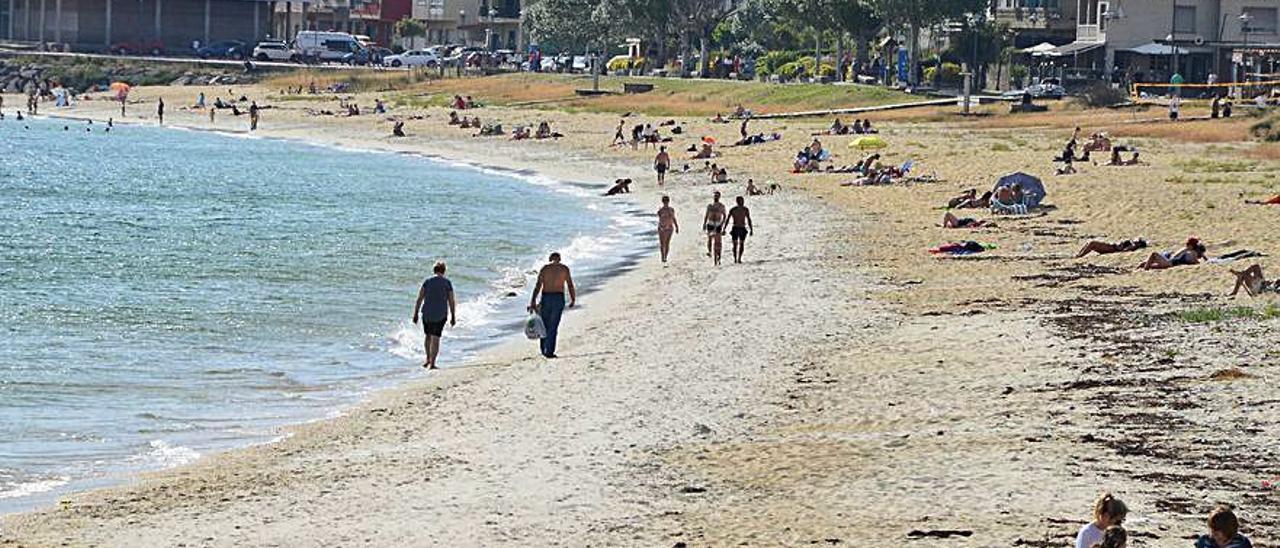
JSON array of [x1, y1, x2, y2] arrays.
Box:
[[523, 0, 995, 83]]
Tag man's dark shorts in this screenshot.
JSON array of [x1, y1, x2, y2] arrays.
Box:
[[731, 226, 748, 241], [423, 319, 446, 337]]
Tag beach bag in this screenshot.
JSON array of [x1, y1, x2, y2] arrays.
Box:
[[524, 314, 546, 340]]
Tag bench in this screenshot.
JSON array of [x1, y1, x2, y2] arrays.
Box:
[[623, 82, 654, 94]]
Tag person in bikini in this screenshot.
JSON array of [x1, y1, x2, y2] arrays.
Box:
[[703, 191, 728, 265], [942, 211, 995, 229], [726, 196, 753, 264], [1228, 264, 1277, 297], [1076, 238, 1148, 258], [1138, 237, 1206, 270], [527, 253, 576, 358], [657, 196, 679, 263], [654, 146, 670, 186]]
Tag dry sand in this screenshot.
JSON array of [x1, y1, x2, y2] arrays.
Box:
[[1, 83, 1277, 547]]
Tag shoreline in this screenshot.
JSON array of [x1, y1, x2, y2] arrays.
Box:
[[0, 104, 655, 516], [5, 83, 1279, 546]]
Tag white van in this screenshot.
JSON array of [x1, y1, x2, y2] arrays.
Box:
[[293, 31, 362, 62]]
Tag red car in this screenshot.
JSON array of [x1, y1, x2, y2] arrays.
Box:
[[110, 40, 165, 56]]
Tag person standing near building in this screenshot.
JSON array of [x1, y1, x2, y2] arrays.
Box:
[[412, 261, 457, 370], [527, 253, 576, 359]]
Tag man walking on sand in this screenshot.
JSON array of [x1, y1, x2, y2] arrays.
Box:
[[413, 261, 457, 369], [703, 191, 727, 265], [657, 195, 679, 263], [654, 146, 670, 186], [727, 196, 754, 264], [528, 252, 576, 359], [157, 98, 164, 125]]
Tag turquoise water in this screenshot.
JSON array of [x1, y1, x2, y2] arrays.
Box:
[[0, 116, 645, 511]]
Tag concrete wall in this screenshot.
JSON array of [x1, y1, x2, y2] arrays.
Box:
[[1220, 0, 1280, 43], [1102, 0, 1220, 49]]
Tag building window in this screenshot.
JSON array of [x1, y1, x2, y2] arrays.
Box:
[[1244, 7, 1279, 34], [1173, 5, 1196, 34]]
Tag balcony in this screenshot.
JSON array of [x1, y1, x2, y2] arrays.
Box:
[[1077, 24, 1104, 42]]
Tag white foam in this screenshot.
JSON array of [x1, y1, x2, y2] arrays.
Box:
[[0, 477, 70, 500], [135, 440, 201, 468]]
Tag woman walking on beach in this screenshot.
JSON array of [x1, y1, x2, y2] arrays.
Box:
[[657, 196, 679, 263], [413, 261, 457, 369]]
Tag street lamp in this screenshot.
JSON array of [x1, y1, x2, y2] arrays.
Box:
[[1241, 12, 1253, 90], [459, 10, 466, 45], [487, 7, 497, 53]]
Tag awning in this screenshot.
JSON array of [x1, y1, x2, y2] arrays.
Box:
[[1123, 42, 1213, 55], [1034, 41, 1104, 57], [1019, 42, 1059, 54]]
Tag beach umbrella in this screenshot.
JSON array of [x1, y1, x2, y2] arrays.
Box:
[[702, 136, 717, 144], [993, 172, 1047, 209], [849, 136, 887, 150]]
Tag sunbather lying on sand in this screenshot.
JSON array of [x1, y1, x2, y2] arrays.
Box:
[[1245, 195, 1280, 205], [1138, 238, 1206, 270], [1228, 265, 1277, 297], [948, 189, 978, 208], [942, 212, 996, 228], [1076, 238, 1148, 258], [1108, 149, 1141, 166]]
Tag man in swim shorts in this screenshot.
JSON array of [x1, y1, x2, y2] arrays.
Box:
[[726, 196, 753, 264], [654, 146, 670, 186], [703, 191, 727, 265], [412, 261, 457, 369]]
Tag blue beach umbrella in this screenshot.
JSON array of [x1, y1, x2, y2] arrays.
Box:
[[993, 172, 1046, 209]]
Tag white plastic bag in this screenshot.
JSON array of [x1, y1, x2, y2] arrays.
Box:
[[524, 313, 546, 340]]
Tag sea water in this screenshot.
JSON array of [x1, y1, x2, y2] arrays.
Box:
[[0, 117, 646, 512]]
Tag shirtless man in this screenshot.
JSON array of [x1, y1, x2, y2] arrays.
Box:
[[726, 196, 754, 264], [657, 196, 679, 263], [527, 253, 576, 358], [654, 146, 671, 186], [703, 191, 728, 265]]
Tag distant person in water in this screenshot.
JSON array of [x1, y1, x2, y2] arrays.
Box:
[[157, 98, 164, 125], [727, 196, 753, 264], [657, 195, 679, 263], [528, 253, 576, 358], [412, 261, 457, 370]]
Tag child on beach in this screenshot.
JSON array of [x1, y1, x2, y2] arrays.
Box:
[[1096, 525, 1127, 548], [1194, 506, 1252, 548], [1075, 493, 1128, 548]]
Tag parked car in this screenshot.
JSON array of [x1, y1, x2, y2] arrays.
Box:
[[384, 49, 440, 68], [294, 31, 363, 62], [1002, 82, 1067, 100], [443, 46, 484, 66], [197, 40, 247, 59], [370, 47, 393, 65], [341, 46, 375, 66], [252, 41, 293, 62], [110, 40, 165, 56]]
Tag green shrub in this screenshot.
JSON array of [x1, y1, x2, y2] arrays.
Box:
[[1074, 82, 1129, 108], [777, 61, 803, 80], [758, 50, 801, 76]]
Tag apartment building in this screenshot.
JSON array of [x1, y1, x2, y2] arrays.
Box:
[[993, 0, 1081, 47], [1036, 0, 1280, 84], [5, 0, 273, 51], [410, 0, 520, 48]]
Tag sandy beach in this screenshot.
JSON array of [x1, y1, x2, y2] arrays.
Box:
[[2, 78, 1277, 546]]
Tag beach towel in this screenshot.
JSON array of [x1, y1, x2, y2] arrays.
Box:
[[1208, 249, 1265, 264], [929, 241, 996, 255], [524, 314, 546, 340]]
